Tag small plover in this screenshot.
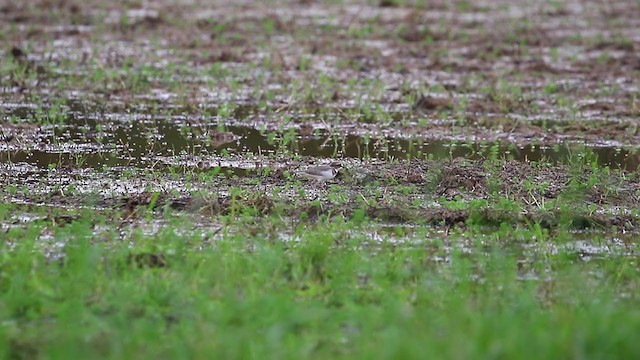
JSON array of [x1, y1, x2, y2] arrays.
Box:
[[298, 163, 340, 182]]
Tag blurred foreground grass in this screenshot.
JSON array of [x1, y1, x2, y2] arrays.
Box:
[[1, 205, 638, 359]]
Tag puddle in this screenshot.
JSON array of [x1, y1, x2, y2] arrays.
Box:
[[2, 104, 639, 171]]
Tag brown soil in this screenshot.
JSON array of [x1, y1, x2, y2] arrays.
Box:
[[2, 157, 639, 232]]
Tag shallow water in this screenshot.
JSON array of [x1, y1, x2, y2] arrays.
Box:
[[2, 104, 639, 170]]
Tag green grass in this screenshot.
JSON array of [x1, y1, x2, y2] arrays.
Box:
[[1, 206, 638, 359]]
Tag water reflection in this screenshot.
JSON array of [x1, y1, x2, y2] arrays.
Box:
[[1, 104, 638, 170]]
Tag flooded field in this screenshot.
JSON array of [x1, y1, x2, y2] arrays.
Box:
[[3, 102, 640, 169], [1, 0, 640, 358]]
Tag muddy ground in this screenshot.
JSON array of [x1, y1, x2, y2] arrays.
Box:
[[1, 0, 640, 232]]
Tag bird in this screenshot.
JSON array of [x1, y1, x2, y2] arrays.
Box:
[[297, 163, 341, 182]]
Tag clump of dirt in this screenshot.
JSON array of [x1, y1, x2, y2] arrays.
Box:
[[495, 161, 570, 199], [367, 205, 417, 222], [436, 160, 487, 199], [127, 253, 168, 268]]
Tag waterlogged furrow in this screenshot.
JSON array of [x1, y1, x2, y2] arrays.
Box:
[[3, 107, 639, 170]]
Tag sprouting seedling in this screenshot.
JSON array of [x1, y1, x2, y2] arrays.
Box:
[[333, 134, 346, 158], [279, 128, 298, 154], [266, 131, 277, 146], [406, 138, 415, 161], [74, 153, 89, 168], [217, 102, 236, 120], [362, 132, 371, 160], [489, 142, 500, 161]]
